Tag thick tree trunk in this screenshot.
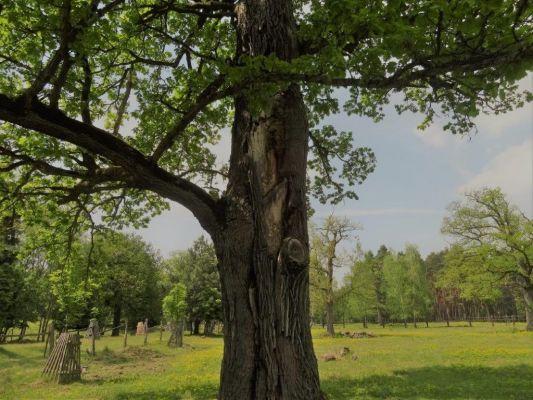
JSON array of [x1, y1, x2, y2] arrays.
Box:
[[216, 86, 322, 397], [18, 321, 27, 341], [193, 319, 200, 335], [520, 286, 533, 331], [111, 303, 121, 336], [214, 2, 324, 399], [168, 320, 184, 347], [204, 320, 215, 336]]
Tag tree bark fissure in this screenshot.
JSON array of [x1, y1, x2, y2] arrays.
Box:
[[216, 85, 322, 399]]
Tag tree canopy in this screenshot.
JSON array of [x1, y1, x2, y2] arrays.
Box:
[[0, 1, 531, 230], [442, 188, 533, 330], [164, 236, 222, 334]]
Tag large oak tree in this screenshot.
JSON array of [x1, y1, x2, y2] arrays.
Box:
[[0, 1, 531, 398], [442, 188, 533, 331]]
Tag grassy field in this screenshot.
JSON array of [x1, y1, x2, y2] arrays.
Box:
[[1, 322, 532, 399]]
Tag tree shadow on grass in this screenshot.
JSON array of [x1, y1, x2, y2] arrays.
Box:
[[0, 346, 43, 367], [111, 382, 218, 400], [0, 347, 19, 358], [322, 364, 533, 400]]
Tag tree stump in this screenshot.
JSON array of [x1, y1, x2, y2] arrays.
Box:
[[168, 320, 184, 347]]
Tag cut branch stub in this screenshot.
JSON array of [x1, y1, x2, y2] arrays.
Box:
[[278, 237, 306, 272]]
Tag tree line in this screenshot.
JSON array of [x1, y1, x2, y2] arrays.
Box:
[[0, 215, 222, 343], [310, 188, 533, 333]]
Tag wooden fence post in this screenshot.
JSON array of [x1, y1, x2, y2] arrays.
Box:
[[43, 323, 55, 358], [91, 325, 96, 356], [160, 320, 163, 342], [144, 318, 148, 346], [123, 319, 128, 348]]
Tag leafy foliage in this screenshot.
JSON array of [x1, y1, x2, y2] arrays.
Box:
[[162, 283, 187, 323], [442, 187, 533, 328], [164, 236, 222, 328], [0, 0, 530, 228], [383, 245, 432, 322]]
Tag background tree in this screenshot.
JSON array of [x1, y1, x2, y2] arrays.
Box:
[[371, 245, 390, 326], [0, 209, 19, 340], [91, 232, 163, 336], [164, 236, 221, 335], [425, 249, 449, 322], [163, 283, 187, 347], [0, 1, 531, 397], [46, 231, 162, 331], [442, 188, 533, 330], [343, 250, 379, 328], [310, 216, 359, 335], [384, 245, 432, 327], [436, 245, 503, 326], [384, 252, 410, 326], [309, 250, 328, 327], [404, 245, 433, 326]]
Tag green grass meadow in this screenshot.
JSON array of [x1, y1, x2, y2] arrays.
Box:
[[1, 323, 532, 399]]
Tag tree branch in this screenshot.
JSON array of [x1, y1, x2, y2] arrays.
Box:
[[0, 94, 220, 235], [150, 74, 227, 162]]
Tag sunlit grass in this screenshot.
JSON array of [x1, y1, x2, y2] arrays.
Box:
[[1, 322, 532, 399]]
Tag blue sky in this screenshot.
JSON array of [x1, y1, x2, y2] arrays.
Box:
[[131, 77, 532, 264]]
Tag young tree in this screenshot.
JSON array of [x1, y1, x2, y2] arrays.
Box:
[[165, 236, 222, 335], [442, 188, 533, 331], [91, 232, 163, 336], [383, 252, 410, 326], [384, 245, 432, 327], [163, 283, 187, 347], [0, 2, 531, 397], [343, 251, 379, 327], [308, 251, 327, 326], [45, 231, 162, 331], [0, 210, 21, 341], [403, 245, 433, 326], [372, 245, 390, 326], [310, 216, 359, 335]]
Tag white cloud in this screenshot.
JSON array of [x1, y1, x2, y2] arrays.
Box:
[[416, 124, 451, 148], [475, 103, 532, 138], [474, 76, 532, 137], [458, 139, 533, 216]]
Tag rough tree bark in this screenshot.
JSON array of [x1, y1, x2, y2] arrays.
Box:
[[212, 2, 323, 399], [168, 321, 184, 347], [325, 299, 335, 336], [193, 319, 201, 335]]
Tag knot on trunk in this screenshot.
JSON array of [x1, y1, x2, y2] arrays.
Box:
[[278, 237, 306, 272]]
